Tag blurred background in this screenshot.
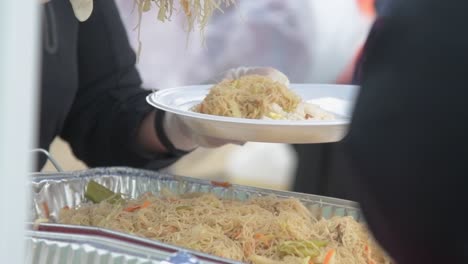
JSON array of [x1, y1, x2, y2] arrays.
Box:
[[43, 0, 375, 191]]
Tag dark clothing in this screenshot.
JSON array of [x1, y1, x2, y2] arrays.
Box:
[[344, 0, 468, 263], [292, 143, 355, 200], [290, 148, 356, 200], [293, 0, 395, 200], [295, 0, 468, 263], [38, 0, 177, 170], [292, 1, 393, 201]]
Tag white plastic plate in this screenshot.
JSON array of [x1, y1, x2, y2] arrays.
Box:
[[147, 84, 359, 144]]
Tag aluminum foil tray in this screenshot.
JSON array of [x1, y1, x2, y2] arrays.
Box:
[[26, 229, 221, 264], [29, 167, 362, 263], [25, 230, 165, 264]]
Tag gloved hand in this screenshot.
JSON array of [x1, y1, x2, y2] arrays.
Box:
[[163, 112, 243, 151], [222, 66, 290, 86], [163, 66, 289, 151]]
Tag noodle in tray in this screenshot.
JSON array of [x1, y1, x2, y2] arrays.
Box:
[[59, 182, 393, 264]]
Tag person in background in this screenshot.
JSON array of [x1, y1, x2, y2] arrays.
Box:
[[38, 0, 239, 171], [115, 0, 319, 188], [345, 0, 468, 262], [114, 0, 373, 190], [115, 0, 329, 87]]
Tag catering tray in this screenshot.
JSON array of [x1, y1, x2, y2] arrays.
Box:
[[25, 230, 165, 264], [29, 167, 363, 263]]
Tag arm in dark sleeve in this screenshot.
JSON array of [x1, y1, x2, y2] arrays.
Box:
[[344, 0, 468, 263], [61, 0, 178, 168]]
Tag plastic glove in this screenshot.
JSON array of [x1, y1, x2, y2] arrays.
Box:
[[163, 112, 243, 151], [222, 66, 290, 86], [163, 66, 288, 152]]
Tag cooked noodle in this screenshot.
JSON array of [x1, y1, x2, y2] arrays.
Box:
[[59, 192, 392, 264], [194, 75, 335, 121]]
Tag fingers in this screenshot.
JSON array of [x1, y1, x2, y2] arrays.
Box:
[[222, 66, 290, 86], [248, 67, 290, 86], [223, 66, 251, 80]]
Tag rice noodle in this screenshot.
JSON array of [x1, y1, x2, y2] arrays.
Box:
[[59, 192, 393, 264], [194, 75, 335, 121]]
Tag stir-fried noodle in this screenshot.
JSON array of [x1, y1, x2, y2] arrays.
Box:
[[60, 191, 392, 264]]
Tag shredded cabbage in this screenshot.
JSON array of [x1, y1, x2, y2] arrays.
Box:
[[278, 240, 327, 258]]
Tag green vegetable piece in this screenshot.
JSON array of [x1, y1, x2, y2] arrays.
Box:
[[176, 205, 192, 211], [278, 240, 328, 258], [85, 180, 123, 204]]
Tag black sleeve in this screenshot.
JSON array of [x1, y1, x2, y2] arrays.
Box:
[[60, 0, 178, 169], [344, 1, 468, 263]]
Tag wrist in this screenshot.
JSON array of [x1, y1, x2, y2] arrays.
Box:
[[156, 111, 197, 154]]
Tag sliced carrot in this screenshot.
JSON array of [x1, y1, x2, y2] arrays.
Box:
[[253, 233, 264, 240], [308, 260, 315, 264], [323, 249, 336, 264], [124, 205, 141, 212], [141, 200, 151, 209], [364, 244, 376, 264], [211, 181, 232, 188], [124, 200, 151, 212]]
